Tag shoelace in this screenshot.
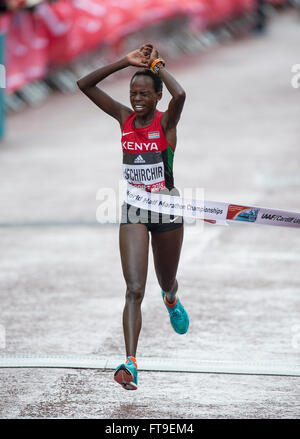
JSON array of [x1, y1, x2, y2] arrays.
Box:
[[169, 307, 184, 321]]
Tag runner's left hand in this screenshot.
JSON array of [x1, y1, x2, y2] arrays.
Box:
[[140, 44, 159, 68]]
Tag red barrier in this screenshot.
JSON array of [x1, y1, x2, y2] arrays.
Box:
[[1, 11, 49, 92], [209, 0, 236, 25], [234, 0, 258, 15], [0, 0, 262, 94], [37, 0, 73, 66]]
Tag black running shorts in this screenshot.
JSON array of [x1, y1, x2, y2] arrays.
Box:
[[120, 202, 183, 233]]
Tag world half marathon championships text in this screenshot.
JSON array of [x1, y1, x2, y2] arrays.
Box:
[[127, 192, 224, 216]]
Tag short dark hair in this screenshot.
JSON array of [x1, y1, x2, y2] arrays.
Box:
[[130, 69, 163, 93]]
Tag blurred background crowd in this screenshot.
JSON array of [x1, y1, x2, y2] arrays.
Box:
[[0, 0, 297, 124]]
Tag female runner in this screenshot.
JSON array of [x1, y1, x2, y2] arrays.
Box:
[[77, 44, 189, 390]]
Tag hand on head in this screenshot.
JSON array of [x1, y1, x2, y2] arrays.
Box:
[[125, 43, 159, 69], [140, 44, 159, 68]]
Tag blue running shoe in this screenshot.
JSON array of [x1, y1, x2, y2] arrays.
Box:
[[114, 356, 138, 390], [161, 290, 189, 334]]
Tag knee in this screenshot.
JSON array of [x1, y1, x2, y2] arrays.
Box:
[[160, 279, 178, 294], [125, 282, 145, 304]]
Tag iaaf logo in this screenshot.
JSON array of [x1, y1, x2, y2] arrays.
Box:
[[122, 141, 158, 151], [261, 213, 294, 222]]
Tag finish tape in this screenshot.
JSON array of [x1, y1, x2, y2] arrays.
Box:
[[126, 186, 300, 228]]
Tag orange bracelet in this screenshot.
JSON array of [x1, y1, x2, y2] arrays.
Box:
[[151, 58, 165, 73]]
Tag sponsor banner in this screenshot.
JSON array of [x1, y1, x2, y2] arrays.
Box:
[[126, 186, 300, 229], [226, 204, 259, 223], [227, 203, 300, 228]]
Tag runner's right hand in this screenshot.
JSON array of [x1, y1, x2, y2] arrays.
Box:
[[125, 46, 151, 68]]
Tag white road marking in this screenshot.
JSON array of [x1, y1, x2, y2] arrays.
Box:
[[0, 354, 299, 376]]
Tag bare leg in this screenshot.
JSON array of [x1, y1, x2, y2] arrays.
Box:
[[151, 226, 184, 303], [119, 224, 149, 357]]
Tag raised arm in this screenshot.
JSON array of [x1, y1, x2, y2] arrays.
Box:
[[76, 48, 149, 127], [143, 44, 186, 129], [158, 68, 186, 128]]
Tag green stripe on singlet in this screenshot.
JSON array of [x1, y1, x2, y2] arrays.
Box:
[[167, 144, 174, 173]]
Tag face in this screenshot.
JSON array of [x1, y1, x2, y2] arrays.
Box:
[[130, 75, 162, 116]]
